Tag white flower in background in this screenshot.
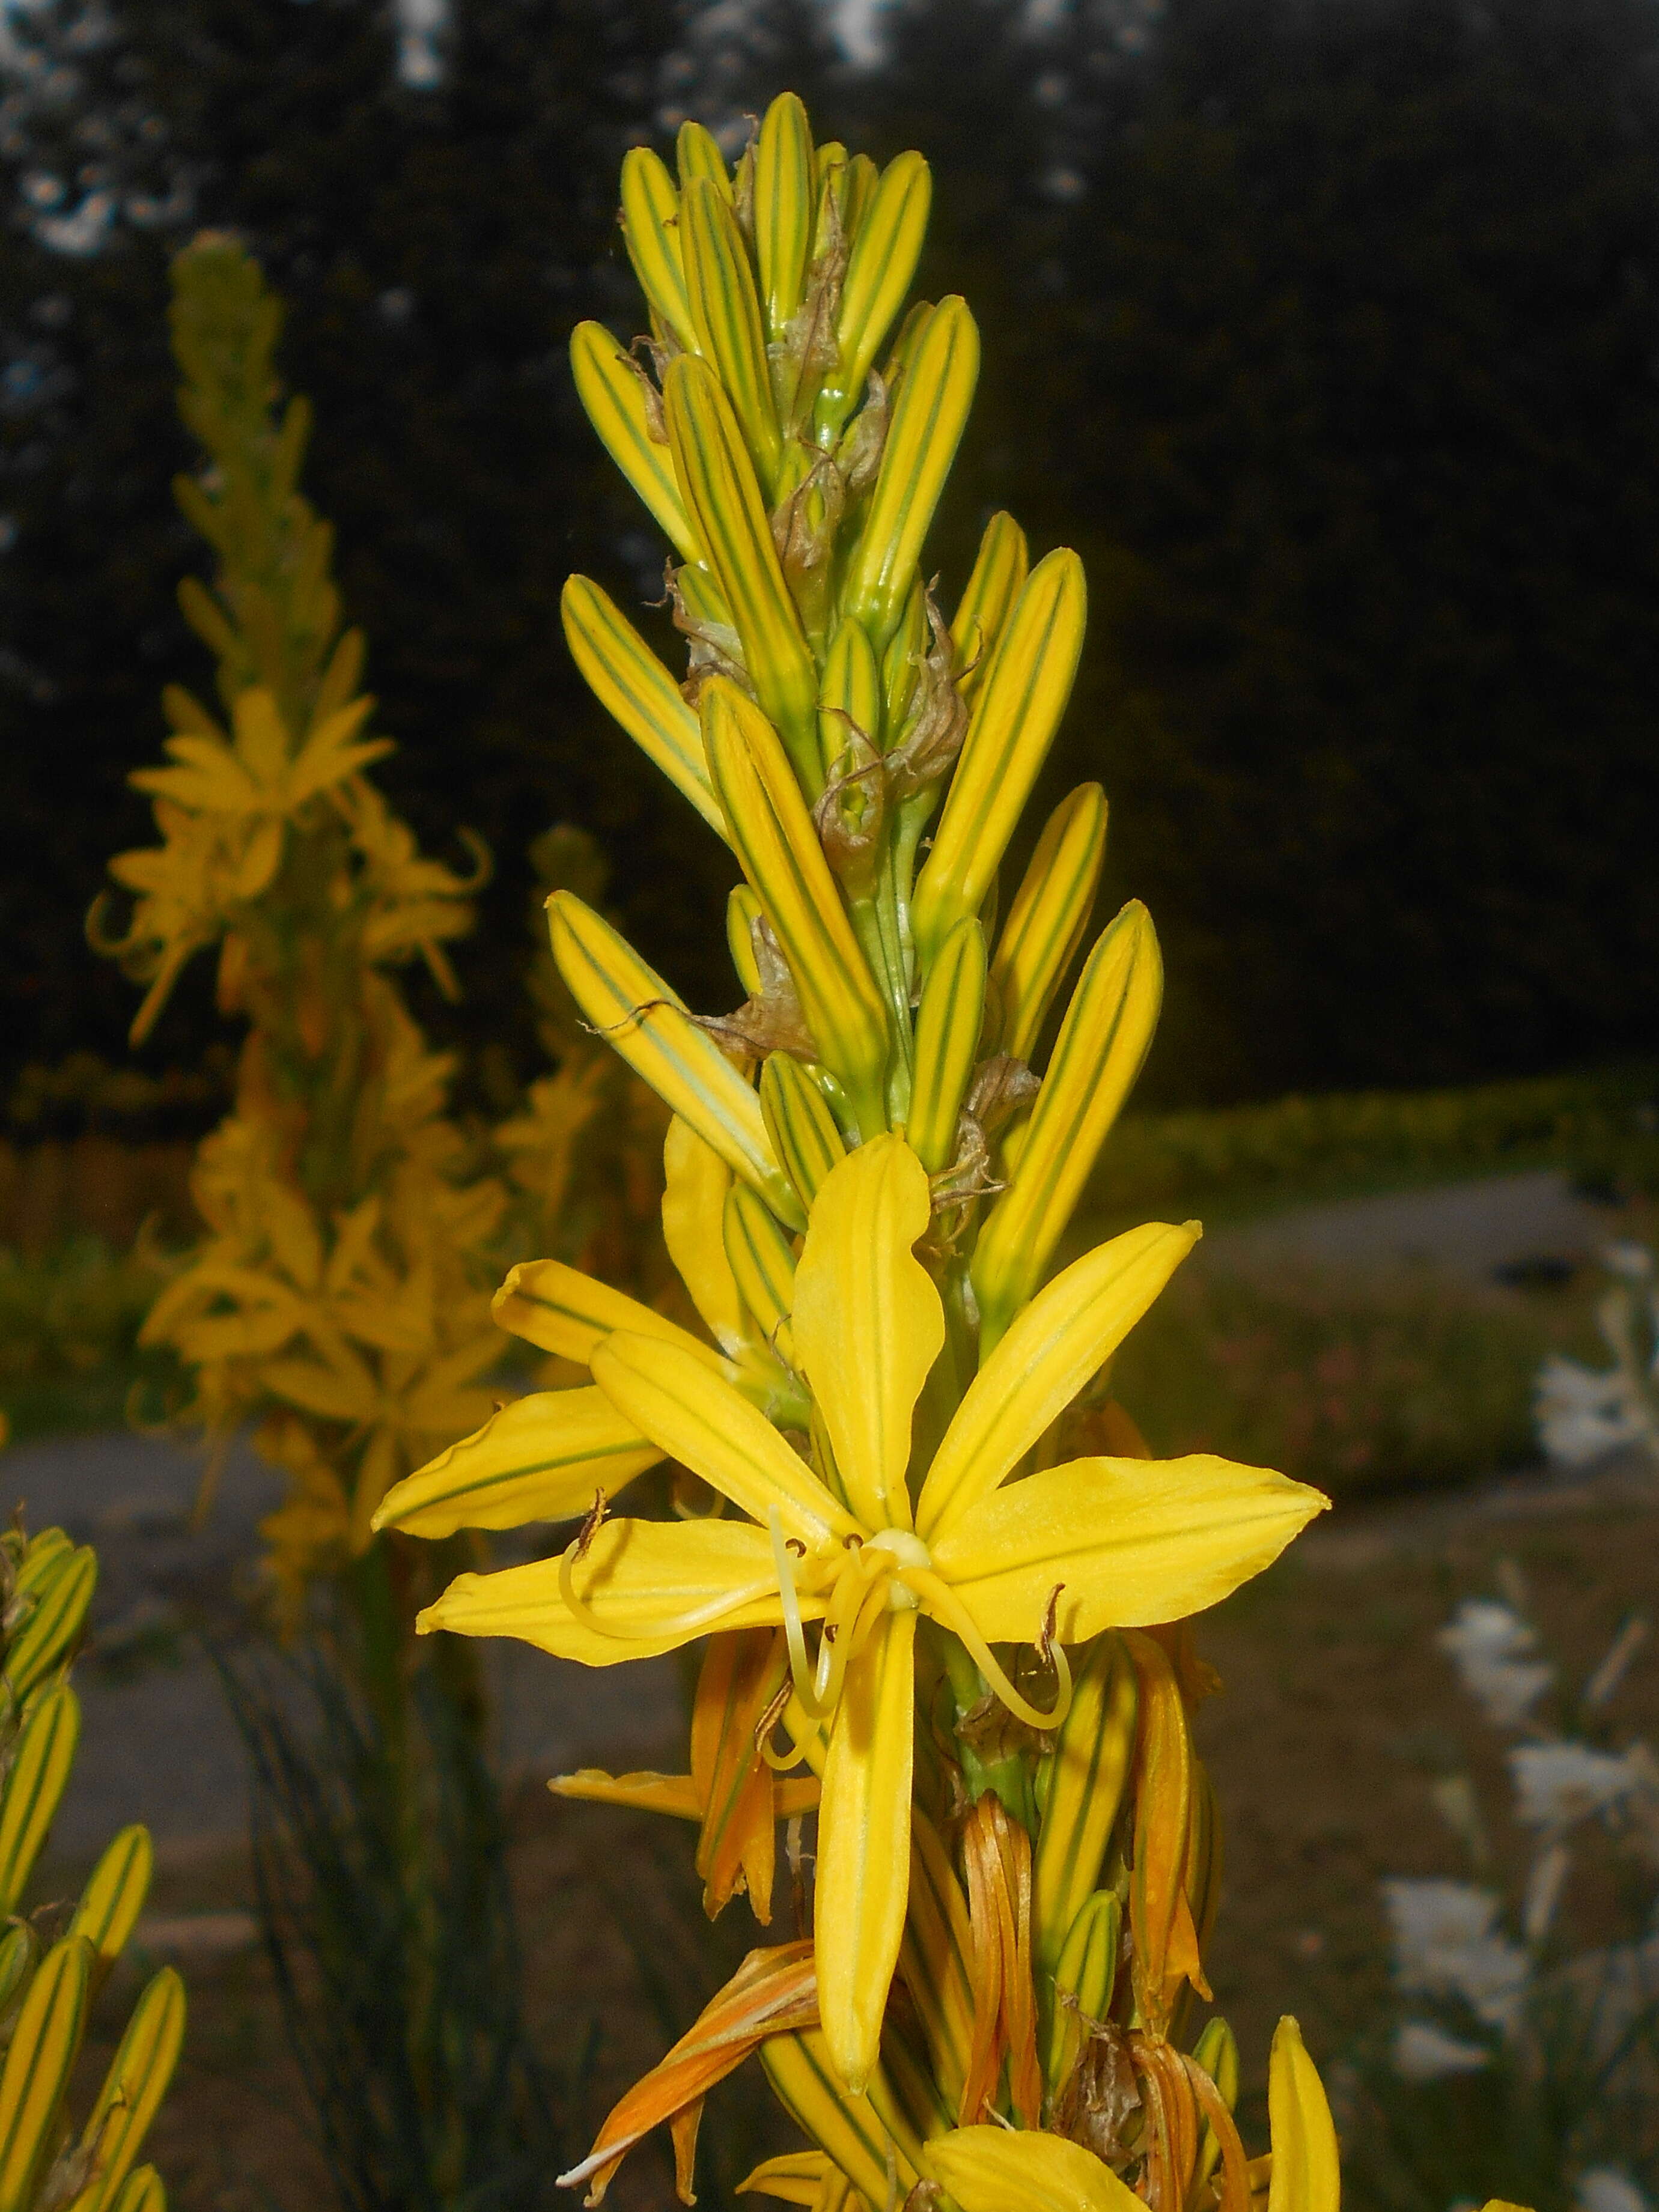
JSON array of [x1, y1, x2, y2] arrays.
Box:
[[1382, 1878, 1530, 2032], [1521, 1838, 1571, 1944], [1437, 1597, 1554, 1727], [1391, 2019, 1491, 2082], [1535, 1242, 1659, 1470], [1508, 1741, 1655, 1834], [1576, 2169, 1651, 2212]]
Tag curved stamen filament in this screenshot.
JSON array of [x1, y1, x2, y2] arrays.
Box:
[[814, 1567, 892, 1713], [903, 1569, 1074, 1730], [812, 1551, 883, 1705], [771, 1507, 830, 1719], [560, 1528, 779, 1644]]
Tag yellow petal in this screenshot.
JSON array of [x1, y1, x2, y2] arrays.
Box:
[[911, 547, 1088, 974], [753, 94, 815, 341], [373, 1389, 661, 1537], [927, 2125, 1142, 2212], [561, 577, 726, 837], [549, 892, 805, 1230], [663, 1116, 747, 1358], [1267, 2018, 1341, 2212], [591, 1332, 856, 1548], [970, 901, 1161, 1352], [419, 1518, 812, 1664], [681, 177, 782, 489], [568, 326, 699, 561], [931, 1456, 1328, 1644], [814, 1607, 917, 2094], [841, 297, 979, 654], [950, 513, 1029, 706], [492, 1256, 722, 1369], [792, 1135, 942, 1532], [760, 2031, 924, 2210], [991, 783, 1109, 1065], [549, 1770, 702, 1820], [737, 2150, 833, 2207], [723, 1183, 797, 1350], [919, 1221, 1198, 1539]]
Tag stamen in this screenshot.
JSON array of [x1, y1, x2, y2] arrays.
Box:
[[904, 1570, 1074, 1730], [561, 1504, 778, 1644], [770, 1506, 829, 1719]]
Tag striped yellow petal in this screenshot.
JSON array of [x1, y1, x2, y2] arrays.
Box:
[[897, 1812, 975, 2116], [930, 1454, 1328, 1647], [727, 886, 765, 997], [736, 2150, 835, 2207], [818, 616, 883, 764], [70, 1825, 152, 1975], [950, 512, 1029, 704], [0, 1934, 91, 2212], [108, 2168, 164, 2212], [561, 577, 726, 840], [911, 547, 1088, 973], [549, 891, 805, 1230], [619, 147, 697, 353], [373, 1390, 661, 1537], [4, 1543, 95, 1704], [0, 1684, 79, 1918], [592, 1332, 856, 1547], [754, 94, 815, 341], [676, 119, 729, 199], [681, 178, 782, 489], [1031, 1636, 1137, 1972], [759, 1056, 847, 1213], [841, 297, 979, 654], [418, 1519, 808, 1665], [492, 1256, 721, 1369], [919, 1221, 1197, 1537], [880, 575, 930, 734], [663, 1114, 747, 1357], [814, 1609, 917, 2094], [970, 902, 1161, 1350], [568, 324, 699, 561], [1040, 1889, 1120, 2104], [841, 153, 880, 249], [928, 2126, 1142, 2212], [702, 679, 890, 1133], [1267, 2018, 1341, 2212], [992, 784, 1107, 1063], [723, 1183, 797, 1349], [759, 2032, 924, 2209], [830, 151, 933, 422], [68, 1967, 186, 2212], [791, 1137, 942, 1533], [664, 357, 818, 780], [908, 917, 985, 1175], [549, 1770, 702, 1820], [1192, 2016, 1241, 2201]]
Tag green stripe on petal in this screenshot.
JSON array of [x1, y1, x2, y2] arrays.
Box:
[[373, 1389, 662, 1538]]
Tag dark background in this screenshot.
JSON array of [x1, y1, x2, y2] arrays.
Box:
[[2, 0, 1655, 1110]]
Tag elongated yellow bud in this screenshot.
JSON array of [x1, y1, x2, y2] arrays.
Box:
[[548, 890, 805, 1229], [880, 580, 929, 735], [971, 901, 1161, 1348], [561, 577, 728, 842], [818, 618, 883, 765], [754, 93, 815, 342], [67, 1967, 186, 2212], [681, 178, 783, 491], [108, 2169, 163, 2212], [896, 1814, 974, 2118], [911, 547, 1087, 973], [665, 358, 820, 780], [1268, 2018, 1341, 2212], [1191, 2016, 1241, 2201], [568, 323, 699, 562], [0, 1685, 79, 1917], [702, 679, 890, 1134], [908, 917, 985, 1175], [1039, 1888, 1119, 2107], [1032, 1634, 1137, 1972], [950, 511, 1029, 703], [758, 2032, 925, 2208], [841, 297, 979, 654], [676, 119, 729, 199], [723, 1183, 797, 1352], [759, 1054, 846, 1211], [5, 1540, 95, 1704], [69, 1825, 151, 1978], [727, 885, 764, 995], [619, 147, 697, 353], [826, 151, 933, 428], [0, 1934, 91, 2212], [991, 783, 1107, 1062]]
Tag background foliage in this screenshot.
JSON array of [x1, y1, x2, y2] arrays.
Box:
[[1, 0, 1656, 1106]]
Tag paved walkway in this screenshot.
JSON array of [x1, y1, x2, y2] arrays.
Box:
[[2, 1428, 680, 1861]]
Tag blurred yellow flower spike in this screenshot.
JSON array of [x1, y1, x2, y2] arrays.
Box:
[[423, 1135, 1323, 2089]]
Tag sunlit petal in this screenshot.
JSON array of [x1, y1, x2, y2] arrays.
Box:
[[373, 1388, 661, 1537]]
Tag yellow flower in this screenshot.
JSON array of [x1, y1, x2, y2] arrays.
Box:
[[412, 1135, 1324, 2090]]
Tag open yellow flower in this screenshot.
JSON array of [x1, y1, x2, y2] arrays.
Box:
[[415, 1135, 1326, 2091]]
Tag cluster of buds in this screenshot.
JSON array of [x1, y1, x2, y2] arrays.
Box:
[[377, 99, 1524, 2212]]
